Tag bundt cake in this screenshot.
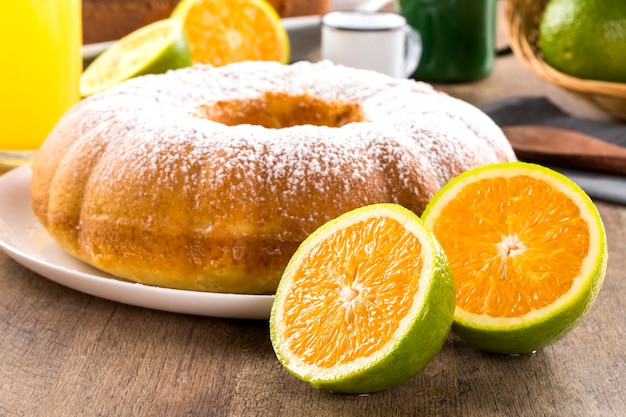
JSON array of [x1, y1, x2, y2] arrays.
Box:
[[82, 0, 331, 44], [30, 61, 516, 294]]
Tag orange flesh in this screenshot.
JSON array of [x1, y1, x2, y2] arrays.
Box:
[[282, 217, 424, 368], [184, 0, 287, 65], [432, 175, 589, 318]]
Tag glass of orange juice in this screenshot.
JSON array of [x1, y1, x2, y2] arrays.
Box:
[[0, 0, 82, 171]]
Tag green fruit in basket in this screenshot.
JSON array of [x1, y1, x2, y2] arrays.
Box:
[[80, 18, 192, 97], [539, 0, 626, 83]]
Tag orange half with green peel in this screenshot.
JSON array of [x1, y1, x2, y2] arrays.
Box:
[[172, 0, 290, 66], [422, 162, 607, 355], [270, 203, 455, 394]]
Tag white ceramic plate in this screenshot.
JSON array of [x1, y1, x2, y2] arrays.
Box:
[[0, 165, 274, 319]]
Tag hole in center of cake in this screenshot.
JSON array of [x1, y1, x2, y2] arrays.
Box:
[[197, 91, 366, 128]]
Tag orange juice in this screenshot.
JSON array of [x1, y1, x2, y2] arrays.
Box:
[[0, 0, 81, 168]]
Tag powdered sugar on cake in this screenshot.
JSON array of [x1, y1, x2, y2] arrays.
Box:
[[56, 60, 514, 219]]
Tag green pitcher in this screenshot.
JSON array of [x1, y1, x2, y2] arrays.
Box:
[[398, 0, 497, 82]]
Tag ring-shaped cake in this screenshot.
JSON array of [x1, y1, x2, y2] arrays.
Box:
[[31, 61, 516, 294]]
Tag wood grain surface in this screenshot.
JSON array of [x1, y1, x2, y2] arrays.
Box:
[[1, 201, 624, 416], [1, 5, 625, 416]]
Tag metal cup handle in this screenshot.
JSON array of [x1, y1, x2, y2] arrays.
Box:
[[403, 25, 422, 78]]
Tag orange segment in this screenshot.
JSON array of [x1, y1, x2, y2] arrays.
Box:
[[172, 0, 290, 65], [282, 217, 424, 367]]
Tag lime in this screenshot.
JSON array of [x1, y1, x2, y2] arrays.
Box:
[[80, 18, 192, 97], [270, 203, 455, 394], [422, 162, 607, 354], [539, 0, 626, 82], [172, 0, 290, 66]]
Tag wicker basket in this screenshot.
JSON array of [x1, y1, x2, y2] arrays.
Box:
[[504, 0, 626, 120]]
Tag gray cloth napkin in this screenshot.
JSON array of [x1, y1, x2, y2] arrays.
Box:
[[479, 96, 626, 205]]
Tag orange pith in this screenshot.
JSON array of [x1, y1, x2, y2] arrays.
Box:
[[281, 217, 423, 368], [431, 175, 589, 318], [182, 0, 287, 65]]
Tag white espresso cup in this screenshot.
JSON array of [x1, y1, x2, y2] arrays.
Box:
[[321, 10, 422, 78]]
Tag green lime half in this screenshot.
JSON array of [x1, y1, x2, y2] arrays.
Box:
[[80, 18, 192, 97]]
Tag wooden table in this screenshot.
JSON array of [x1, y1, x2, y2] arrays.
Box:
[[2, 9, 625, 417]]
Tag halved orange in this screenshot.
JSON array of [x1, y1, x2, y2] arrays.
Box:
[[172, 0, 290, 66], [270, 204, 455, 394], [422, 162, 607, 354]]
